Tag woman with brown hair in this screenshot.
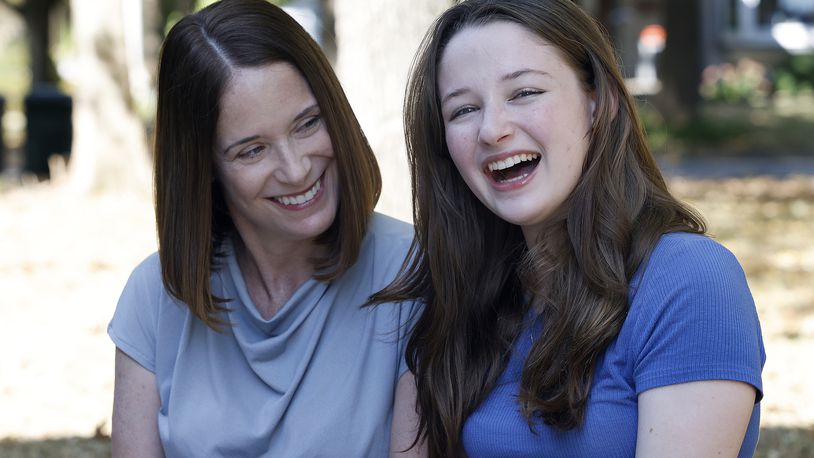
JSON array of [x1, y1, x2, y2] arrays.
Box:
[[108, 0, 419, 456], [377, 0, 765, 456]]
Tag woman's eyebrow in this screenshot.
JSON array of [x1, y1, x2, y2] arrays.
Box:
[[223, 135, 260, 155], [221, 103, 320, 155]]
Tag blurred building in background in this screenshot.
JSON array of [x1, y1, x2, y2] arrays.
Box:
[[582, 0, 814, 84]]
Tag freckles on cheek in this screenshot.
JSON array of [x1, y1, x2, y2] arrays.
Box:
[[446, 130, 476, 157]]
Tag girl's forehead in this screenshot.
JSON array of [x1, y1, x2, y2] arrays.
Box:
[[437, 22, 572, 85]]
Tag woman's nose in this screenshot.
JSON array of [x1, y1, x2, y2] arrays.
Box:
[[272, 142, 310, 184]]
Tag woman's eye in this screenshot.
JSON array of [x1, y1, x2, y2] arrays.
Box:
[[237, 145, 265, 159], [297, 115, 322, 134]]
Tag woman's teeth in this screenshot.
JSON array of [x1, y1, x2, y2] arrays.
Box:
[[274, 179, 321, 205], [487, 153, 540, 172]]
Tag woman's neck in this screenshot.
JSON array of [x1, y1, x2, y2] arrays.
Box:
[[233, 235, 322, 320]]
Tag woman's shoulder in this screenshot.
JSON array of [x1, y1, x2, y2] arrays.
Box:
[[130, 250, 162, 280], [116, 251, 195, 323], [367, 212, 414, 241], [361, 212, 415, 261], [341, 212, 417, 294], [117, 251, 166, 299], [110, 251, 183, 372]]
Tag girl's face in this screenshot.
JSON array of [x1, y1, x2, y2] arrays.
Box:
[[438, 21, 594, 244]]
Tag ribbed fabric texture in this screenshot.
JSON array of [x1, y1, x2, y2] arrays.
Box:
[[462, 232, 765, 457]]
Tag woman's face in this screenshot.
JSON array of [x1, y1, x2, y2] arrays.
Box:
[[214, 62, 338, 247], [438, 21, 594, 243]]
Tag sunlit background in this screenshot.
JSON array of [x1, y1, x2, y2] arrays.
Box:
[[1, 0, 812, 456]]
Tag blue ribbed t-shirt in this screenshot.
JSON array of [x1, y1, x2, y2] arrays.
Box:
[[462, 232, 765, 457]]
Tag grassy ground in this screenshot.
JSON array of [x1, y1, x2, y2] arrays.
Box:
[[671, 176, 814, 458], [0, 170, 812, 457], [1, 91, 813, 455]]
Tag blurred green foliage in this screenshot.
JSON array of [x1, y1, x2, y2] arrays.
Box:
[[775, 54, 814, 95], [699, 58, 771, 105], [640, 97, 814, 157], [645, 52, 814, 157]]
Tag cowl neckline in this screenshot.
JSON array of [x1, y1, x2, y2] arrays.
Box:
[[217, 237, 331, 338]]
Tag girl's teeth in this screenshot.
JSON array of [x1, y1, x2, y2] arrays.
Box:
[[275, 179, 321, 206], [487, 153, 539, 172]]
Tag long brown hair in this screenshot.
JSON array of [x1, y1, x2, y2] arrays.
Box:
[[155, 0, 381, 329], [373, 0, 705, 455]]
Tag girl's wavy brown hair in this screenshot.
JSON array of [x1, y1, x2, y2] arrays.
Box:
[[372, 0, 705, 455]]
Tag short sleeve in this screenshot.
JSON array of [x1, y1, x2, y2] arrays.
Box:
[[627, 234, 765, 400], [364, 213, 424, 378], [108, 252, 164, 373]]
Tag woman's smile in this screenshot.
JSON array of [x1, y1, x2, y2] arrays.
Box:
[[270, 173, 324, 208]]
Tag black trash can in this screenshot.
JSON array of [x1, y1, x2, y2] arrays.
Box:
[[24, 85, 73, 177]]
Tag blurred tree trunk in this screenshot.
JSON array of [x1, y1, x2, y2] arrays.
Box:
[[67, 0, 151, 194], [330, 0, 451, 222], [655, 0, 701, 124]]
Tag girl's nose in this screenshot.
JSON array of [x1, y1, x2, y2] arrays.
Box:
[[477, 104, 513, 146]]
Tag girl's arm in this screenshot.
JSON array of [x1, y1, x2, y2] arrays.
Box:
[[636, 380, 756, 457]]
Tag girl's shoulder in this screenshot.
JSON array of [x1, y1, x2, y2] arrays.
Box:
[[633, 232, 745, 292]]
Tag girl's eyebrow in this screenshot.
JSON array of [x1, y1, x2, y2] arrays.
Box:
[[441, 87, 469, 105], [502, 68, 550, 81]]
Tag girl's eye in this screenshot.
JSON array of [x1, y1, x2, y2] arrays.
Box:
[[450, 106, 477, 120], [237, 145, 265, 160], [510, 89, 543, 100]]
